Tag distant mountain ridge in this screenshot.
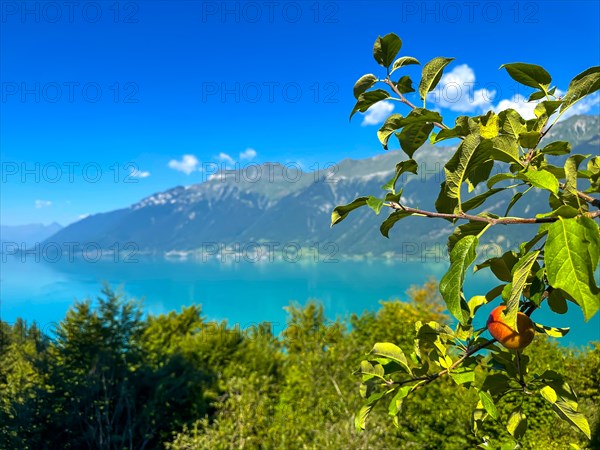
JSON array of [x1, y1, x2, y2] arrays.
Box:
[[45, 115, 599, 257], [1, 223, 63, 249]]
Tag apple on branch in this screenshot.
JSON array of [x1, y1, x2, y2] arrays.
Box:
[[486, 305, 535, 350]]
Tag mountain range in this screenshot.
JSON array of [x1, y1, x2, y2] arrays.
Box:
[[44, 115, 599, 258], [1, 223, 63, 249]]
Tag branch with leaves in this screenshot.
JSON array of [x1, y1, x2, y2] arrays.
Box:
[[332, 33, 600, 446], [387, 201, 600, 224]]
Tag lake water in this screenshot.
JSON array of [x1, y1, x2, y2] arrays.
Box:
[[1, 257, 598, 347]]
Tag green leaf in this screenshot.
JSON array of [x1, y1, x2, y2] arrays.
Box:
[[542, 141, 571, 155], [479, 111, 499, 139], [475, 251, 519, 283], [505, 190, 526, 216], [487, 172, 519, 188], [520, 225, 550, 254], [444, 134, 491, 212], [585, 156, 600, 193], [500, 63, 552, 90], [378, 114, 404, 149], [461, 188, 504, 213], [504, 251, 540, 330], [536, 205, 580, 219], [350, 90, 391, 120], [353, 74, 378, 99], [388, 385, 411, 417], [373, 33, 402, 68], [419, 57, 455, 102], [563, 154, 589, 210], [370, 343, 412, 375], [449, 366, 475, 385], [440, 235, 478, 324], [479, 390, 500, 420], [534, 100, 562, 119], [331, 197, 368, 226], [548, 289, 569, 314], [468, 296, 488, 320], [528, 89, 546, 101], [435, 181, 457, 215], [492, 135, 523, 166], [507, 408, 528, 440], [398, 122, 434, 158], [355, 404, 371, 431], [562, 66, 600, 110], [534, 323, 570, 337], [390, 56, 420, 75], [382, 159, 418, 192], [486, 284, 506, 302], [396, 75, 415, 94], [359, 360, 386, 381], [498, 109, 527, 138], [466, 159, 494, 193], [380, 210, 413, 238], [366, 196, 385, 215], [545, 217, 600, 321], [355, 390, 392, 431], [384, 191, 402, 203], [482, 373, 512, 397], [448, 220, 488, 252], [399, 107, 443, 126], [552, 401, 591, 439], [379, 109, 442, 150], [522, 169, 559, 194], [540, 385, 558, 403], [518, 131, 541, 149], [472, 400, 487, 433], [433, 116, 470, 143]]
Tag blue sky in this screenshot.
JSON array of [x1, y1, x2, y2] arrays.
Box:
[[1, 0, 599, 226]]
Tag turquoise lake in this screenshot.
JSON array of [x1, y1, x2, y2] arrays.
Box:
[[1, 257, 598, 347]]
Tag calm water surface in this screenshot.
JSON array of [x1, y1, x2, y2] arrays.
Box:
[[1, 257, 598, 347]]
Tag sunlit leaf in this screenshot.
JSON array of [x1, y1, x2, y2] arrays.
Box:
[[373, 33, 402, 68], [331, 197, 368, 226], [419, 57, 455, 102], [440, 235, 478, 324], [545, 217, 600, 321]]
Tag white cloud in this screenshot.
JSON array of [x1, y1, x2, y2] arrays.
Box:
[[362, 101, 395, 126], [168, 154, 200, 175], [494, 93, 537, 119], [217, 152, 235, 165], [431, 64, 496, 112], [239, 148, 257, 161], [130, 168, 151, 178], [78, 213, 90, 220], [35, 200, 52, 208], [492, 90, 600, 123]]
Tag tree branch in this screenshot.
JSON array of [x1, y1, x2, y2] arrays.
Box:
[[387, 202, 600, 224]]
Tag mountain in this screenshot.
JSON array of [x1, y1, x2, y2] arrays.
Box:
[[1, 223, 63, 249], [46, 115, 599, 258]]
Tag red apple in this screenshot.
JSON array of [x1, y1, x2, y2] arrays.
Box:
[[486, 305, 535, 350]]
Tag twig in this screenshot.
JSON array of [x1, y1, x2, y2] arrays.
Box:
[[387, 202, 600, 224]]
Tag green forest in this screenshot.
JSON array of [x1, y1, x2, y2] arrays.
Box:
[[1, 282, 598, 449]]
